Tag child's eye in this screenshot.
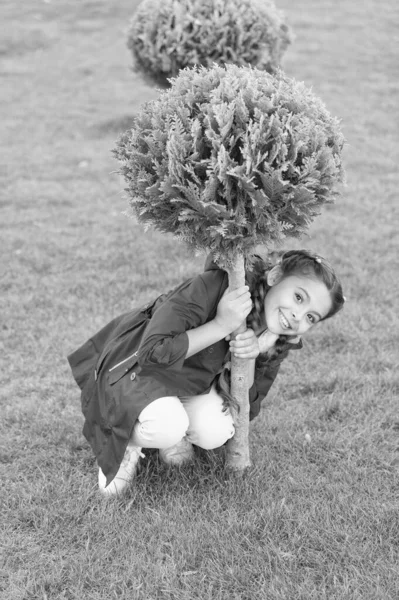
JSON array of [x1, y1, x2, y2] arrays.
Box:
[[295, 293, 302, 302], [307, 314, 315, 324]]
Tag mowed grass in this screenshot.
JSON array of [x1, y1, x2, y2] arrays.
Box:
[[1, 0, 398, 598]]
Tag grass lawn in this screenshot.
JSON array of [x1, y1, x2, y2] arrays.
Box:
[[1, 0, 398, 598]]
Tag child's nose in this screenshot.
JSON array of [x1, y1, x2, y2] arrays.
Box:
[[292, 309, 304, 321]]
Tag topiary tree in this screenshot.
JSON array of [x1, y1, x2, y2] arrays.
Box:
[[114, 64, 345, 471], [127, 0, 292, 88]]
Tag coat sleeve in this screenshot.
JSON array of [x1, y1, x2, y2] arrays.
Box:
[[137, 270, 227, 372]]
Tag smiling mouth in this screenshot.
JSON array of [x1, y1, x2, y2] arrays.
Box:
[[279, 310, 291, 330]]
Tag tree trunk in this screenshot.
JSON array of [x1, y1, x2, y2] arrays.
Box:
[[225, 253, 251, 471]]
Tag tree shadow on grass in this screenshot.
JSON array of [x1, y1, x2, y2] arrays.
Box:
[[88, 115, 138, 139]]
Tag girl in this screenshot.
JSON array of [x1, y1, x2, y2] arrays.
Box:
[[68, 249, 344, 496]]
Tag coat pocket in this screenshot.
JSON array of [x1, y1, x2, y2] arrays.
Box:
[[94, 314, 149, 383], [104, 352, 142, 429], [107, 351, 140, 385]]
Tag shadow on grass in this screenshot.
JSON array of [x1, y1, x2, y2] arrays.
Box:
[[99, 445, 261, 513], [67, 430, 264, 509], [135, 446, 229, 492], [88, 114, 138, 138]]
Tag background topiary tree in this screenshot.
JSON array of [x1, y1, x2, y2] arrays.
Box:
[[127, 0, 292, 88], [114, 64, 345, 470]]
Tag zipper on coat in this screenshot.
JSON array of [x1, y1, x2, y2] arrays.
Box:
[[108, 351, 138, 372]]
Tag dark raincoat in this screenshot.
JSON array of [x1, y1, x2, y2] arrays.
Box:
[[68, 261, 301, 484]]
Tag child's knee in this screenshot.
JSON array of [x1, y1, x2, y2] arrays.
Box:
[[181, 387, 235, 449], [131, 396, 189, 449], [187, 425, 235, 450], [187, 414, 235, 450]]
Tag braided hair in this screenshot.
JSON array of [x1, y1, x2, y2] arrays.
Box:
[[215, 249, 345, 412]]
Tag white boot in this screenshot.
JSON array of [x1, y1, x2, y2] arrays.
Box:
[[98, 444, 145, 496], [159, 437, 195, 466]]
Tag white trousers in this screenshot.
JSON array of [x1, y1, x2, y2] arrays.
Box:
[[130, 386, 235, 450]]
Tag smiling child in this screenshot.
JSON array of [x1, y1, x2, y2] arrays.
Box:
[[68, 249, 345, 496]]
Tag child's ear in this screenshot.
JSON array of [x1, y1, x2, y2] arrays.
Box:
[[267, 264, 284, 286]]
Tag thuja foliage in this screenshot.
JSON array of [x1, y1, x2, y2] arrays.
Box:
[[114, 64, 345, 267], [127, 0, 291, 87]]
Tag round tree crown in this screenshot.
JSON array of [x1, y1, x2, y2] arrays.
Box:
[[128, 0, 292, 87], [114, 64, 345, 266]]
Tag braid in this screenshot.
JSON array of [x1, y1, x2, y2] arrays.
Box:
[[247, 254, 292, 366], [214, 362, 238, 415], [215, 254, 289, 414], [247, 265, 269, 334]]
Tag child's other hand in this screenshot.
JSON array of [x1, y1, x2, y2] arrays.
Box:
[[214, 286, 252, 334], [229, 328, 259, 359]]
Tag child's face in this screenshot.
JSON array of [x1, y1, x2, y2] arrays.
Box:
[[264, 273, 333, 337]]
